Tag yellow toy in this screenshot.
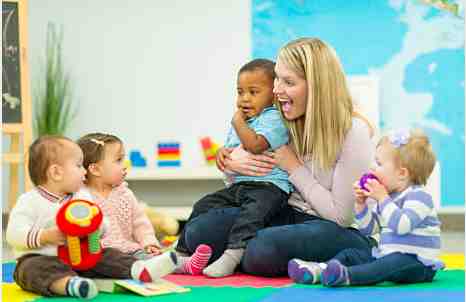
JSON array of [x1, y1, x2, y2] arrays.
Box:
[[142, 204, 180, 239], [200, 137, 220, 166], [161, 236, 178, 247]]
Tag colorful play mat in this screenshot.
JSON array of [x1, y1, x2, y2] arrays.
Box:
[[2, 254, 464, 302]]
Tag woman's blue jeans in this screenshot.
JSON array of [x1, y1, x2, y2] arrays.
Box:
[[181, 206, 374, 277]]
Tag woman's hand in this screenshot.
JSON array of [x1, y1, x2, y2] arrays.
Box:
[[224, 146, 275, 176], [268, 145, 302, 173], [216, 147, 233, 172]]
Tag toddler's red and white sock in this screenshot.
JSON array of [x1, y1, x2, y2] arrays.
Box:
[[175, 244, 212, 275]]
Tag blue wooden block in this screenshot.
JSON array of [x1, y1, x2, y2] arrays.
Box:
[[157, 161, 181, 167]]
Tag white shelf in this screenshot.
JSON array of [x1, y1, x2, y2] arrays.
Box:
[[126, 167, 224, 180], [438, 206, 465, 214]]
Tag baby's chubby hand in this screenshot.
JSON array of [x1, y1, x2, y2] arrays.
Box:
[[353, 181, 369, 214], [365, 179, 389, 202], [144, 244, 162, 255], [352, 181, 368, 205], [40, 226, 66, 246], [232, 109, 247, 123]]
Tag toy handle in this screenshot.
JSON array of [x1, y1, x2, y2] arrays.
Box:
[[88, 230, 101, 254], [67, 235, 82, 266]]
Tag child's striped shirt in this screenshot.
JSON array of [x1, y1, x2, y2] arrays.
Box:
[[355, 185, 443, 269]]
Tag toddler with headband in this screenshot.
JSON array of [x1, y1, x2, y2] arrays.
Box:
[[288, 128, 444, 287], [77, 133, 212, 274]]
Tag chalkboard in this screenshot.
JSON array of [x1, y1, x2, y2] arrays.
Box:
[[2, 1, 22, 123], [2, 0, 33, 209]]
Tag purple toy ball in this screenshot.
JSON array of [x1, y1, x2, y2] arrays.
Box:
[[359, 173, 379, 192]]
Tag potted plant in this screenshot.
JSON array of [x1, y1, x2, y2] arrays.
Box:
[[34, 22, 76, 137]]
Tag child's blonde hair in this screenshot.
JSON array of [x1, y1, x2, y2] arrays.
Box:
[[77, 133, 122, 170], [379, 129, 436, 186], [28, 135, 74, 186]]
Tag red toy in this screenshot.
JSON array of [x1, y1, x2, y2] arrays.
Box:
[[56, 199, 103, 270], [200, 137, 219, 165]]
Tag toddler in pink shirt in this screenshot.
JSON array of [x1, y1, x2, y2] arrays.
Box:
[[77, 133, 213, 274], [77, 133, 161, 259]]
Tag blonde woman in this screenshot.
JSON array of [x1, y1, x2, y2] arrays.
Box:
[[178, 38, 376, 277]]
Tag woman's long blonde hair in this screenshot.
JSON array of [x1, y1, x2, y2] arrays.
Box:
[[276, 38, 354, 171]]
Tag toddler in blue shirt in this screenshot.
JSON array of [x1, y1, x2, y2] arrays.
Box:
[[176, 59, 291, 278]]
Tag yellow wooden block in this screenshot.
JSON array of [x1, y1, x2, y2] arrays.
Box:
[[158, 154, 181, 160], [204, 149, 217, 157], [124, 159, 132, 169], [2, 283, 40, 302], [440, 253, 465, 269], [161, 235, 178, 247]]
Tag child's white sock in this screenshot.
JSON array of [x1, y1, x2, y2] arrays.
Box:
[[203, 248, 244, 278], [131, 251, 177, 282], [66, 276, 98, 299]]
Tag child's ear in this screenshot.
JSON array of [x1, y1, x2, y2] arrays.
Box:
[[48, 164, 64, 182], [88, 163, 101, 177], [399, 167, 410, 182]]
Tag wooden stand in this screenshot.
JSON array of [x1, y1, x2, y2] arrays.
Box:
[[2, 0, 32, 211]]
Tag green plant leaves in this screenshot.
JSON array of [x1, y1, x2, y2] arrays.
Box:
[[34, 22, 77, 137]]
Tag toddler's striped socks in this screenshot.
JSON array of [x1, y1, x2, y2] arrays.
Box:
[[66, 276, 98, 299], [175, 244, 212, 275]]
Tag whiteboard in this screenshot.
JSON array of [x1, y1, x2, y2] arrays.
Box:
[[26, 1, 251, 169]]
